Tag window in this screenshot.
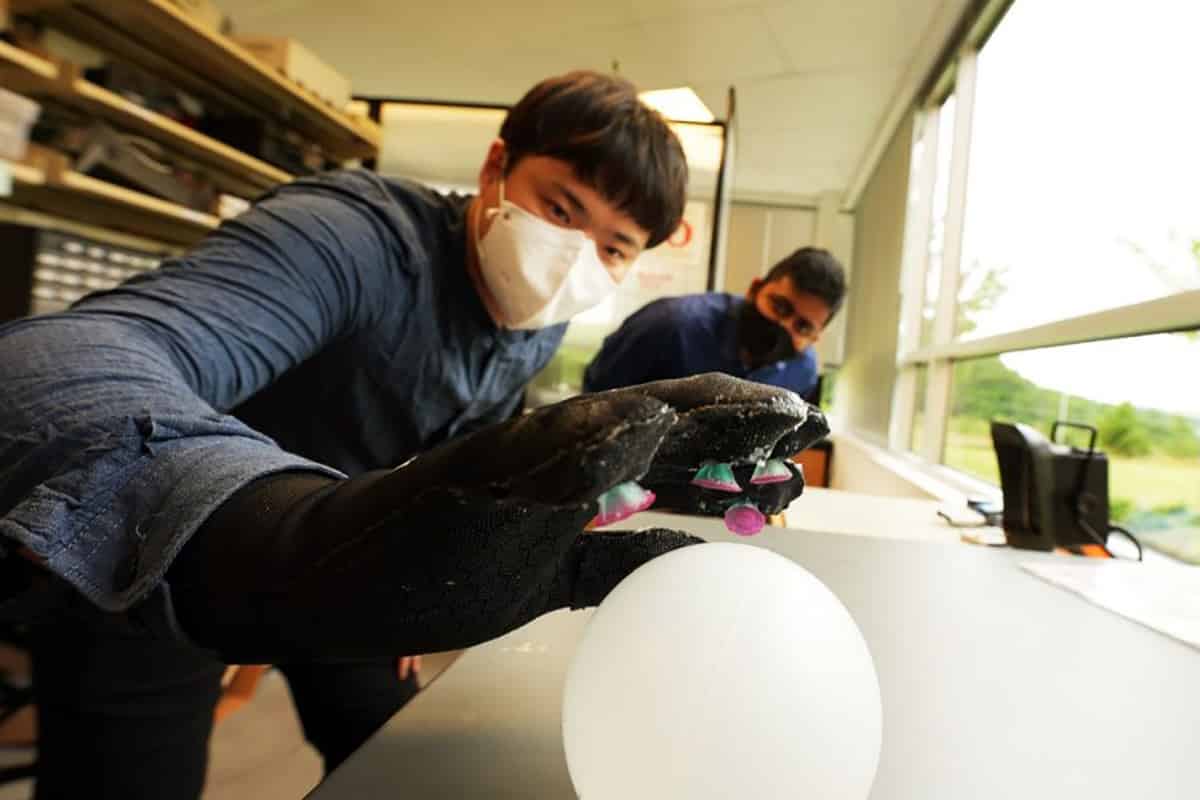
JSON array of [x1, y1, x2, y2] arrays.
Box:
[[920, 95, 957, 348], [891, 0, 1200, 564], [957, 0, 1200, 339], [948, 336, 1200, 560], [909, 364, 929, 454], [819, 368, 840, 410]]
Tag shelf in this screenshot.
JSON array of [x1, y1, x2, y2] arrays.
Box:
[[0, 157, 47, 187], [4, 152, 218, 245], [0, 42, 292, 196], [0, 40, 57, 80], [15, 0, 381, 162], [56, 168, 219, 230]]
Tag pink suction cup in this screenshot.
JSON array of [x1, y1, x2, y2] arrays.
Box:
[[592, 481, 657, 528], [750, 458, 793, 485], [724, 502, 766, 536]]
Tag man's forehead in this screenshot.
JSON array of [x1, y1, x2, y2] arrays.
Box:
[[764, 276, 832, 318], [763, 274, 803, 297]]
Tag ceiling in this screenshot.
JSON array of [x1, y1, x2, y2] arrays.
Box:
[[229, 0, 969, 206]]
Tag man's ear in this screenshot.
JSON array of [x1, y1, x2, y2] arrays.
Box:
[[745, 277, 764, 301], [477, 139, 507, 190]]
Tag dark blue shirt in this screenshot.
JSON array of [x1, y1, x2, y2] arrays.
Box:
[[583, 293, 818, 395], [0, 170, 564, 611]]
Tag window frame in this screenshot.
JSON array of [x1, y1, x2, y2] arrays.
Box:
[[887, 5, 1200, 479]]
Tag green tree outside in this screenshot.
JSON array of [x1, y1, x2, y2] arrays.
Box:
[[1097, 402, 1152, 457]]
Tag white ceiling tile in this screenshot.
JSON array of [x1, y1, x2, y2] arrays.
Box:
[[221, 0, 952, 199], [735, 131, 850, 196], [730, 71, 900, 197], [734, 68, 899, 132], [762, 0, 940, 71], [616, 7, 789, 88], [625, 0, 767, 24]]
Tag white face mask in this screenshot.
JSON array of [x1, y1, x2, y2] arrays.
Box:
[[474, 180, 619, 330]]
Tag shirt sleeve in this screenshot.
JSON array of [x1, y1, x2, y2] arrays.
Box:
[[583, 303, 682, 392], [70, 171, 414, 413]]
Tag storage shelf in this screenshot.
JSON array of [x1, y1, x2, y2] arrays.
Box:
[[56, 168, 219, 229], [1, 41, 292, 195], [4, 154, 218, 245], [0, 157, 47, 187], [0, 40, 57, 80], [15, 0, 381, 161]]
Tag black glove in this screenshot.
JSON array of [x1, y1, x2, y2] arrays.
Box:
[[611, 372, 829, 525], [169, 373, 825, 663]]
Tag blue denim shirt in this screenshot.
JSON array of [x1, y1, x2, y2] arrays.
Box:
[[582, 293, 818, 395], [0, 170, 564, 611]]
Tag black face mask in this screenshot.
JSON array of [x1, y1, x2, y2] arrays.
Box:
[[737, 300, 796, 369]]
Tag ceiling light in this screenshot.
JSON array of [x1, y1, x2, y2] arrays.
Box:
[[639, 87, 715, 123]]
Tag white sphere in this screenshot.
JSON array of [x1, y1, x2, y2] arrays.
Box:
[[562, 542, 882, 800]]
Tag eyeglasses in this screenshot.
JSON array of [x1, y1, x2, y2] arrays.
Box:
[[767, 295, 816, 337]]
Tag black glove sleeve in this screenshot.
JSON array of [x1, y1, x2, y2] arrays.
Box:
[[168, 390, 697, 663], [166, 374, 823, 664]]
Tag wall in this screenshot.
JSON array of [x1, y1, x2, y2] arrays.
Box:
[[827, 431, 944, 500], [836, 111, 914, 440]]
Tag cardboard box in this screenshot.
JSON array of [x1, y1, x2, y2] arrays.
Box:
[[232, 35, 352, 110], [166, 0, 225, 33]]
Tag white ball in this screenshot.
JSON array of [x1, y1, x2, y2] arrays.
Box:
[[562, 542, 881, 800]]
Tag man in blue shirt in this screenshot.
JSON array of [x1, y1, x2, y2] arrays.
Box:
[[584, 247, 847, 398], [0, 71, 823, 798]]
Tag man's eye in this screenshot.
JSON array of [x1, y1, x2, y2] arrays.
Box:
[[772, 298, 791, 317], [548, 202, 571, 224], [605, 246, 627, 263]]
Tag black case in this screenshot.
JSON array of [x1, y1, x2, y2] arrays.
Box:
[[991, 420, 1110, 551]]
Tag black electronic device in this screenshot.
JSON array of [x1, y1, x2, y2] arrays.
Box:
[[990, 420, 1111, 552]]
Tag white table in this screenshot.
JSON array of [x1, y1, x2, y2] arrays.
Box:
[[307, 512, 1199, 799], [782, 486, 966, 541]]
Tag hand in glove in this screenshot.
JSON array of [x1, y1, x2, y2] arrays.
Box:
[[169, 373, 826, 663], [594, 372, 830, 533]]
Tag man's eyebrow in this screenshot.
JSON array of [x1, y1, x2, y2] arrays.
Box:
[[554, 182, 587, 216], [554, 180, 642, 250], [613, 230, 639, 248]]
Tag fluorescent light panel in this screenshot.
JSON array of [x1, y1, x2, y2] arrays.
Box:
[[639, 87, 715, 123]]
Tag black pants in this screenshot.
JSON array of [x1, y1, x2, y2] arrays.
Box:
[[23, 584, 417, 800]]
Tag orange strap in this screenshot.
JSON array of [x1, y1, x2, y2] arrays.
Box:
[[213, 665, 269, 724], [1054, 544, 1111, 559]]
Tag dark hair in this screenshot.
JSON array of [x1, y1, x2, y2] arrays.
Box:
[[499, 70, 689, 248], [764, 247, 848, 322]]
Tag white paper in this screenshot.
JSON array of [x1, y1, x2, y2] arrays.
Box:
[[1021, 559, 1200, 651]]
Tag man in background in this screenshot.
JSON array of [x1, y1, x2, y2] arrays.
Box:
[[584, 246, 847, 398]]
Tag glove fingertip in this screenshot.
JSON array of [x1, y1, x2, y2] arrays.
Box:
[[565, 528, 704, 609]]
